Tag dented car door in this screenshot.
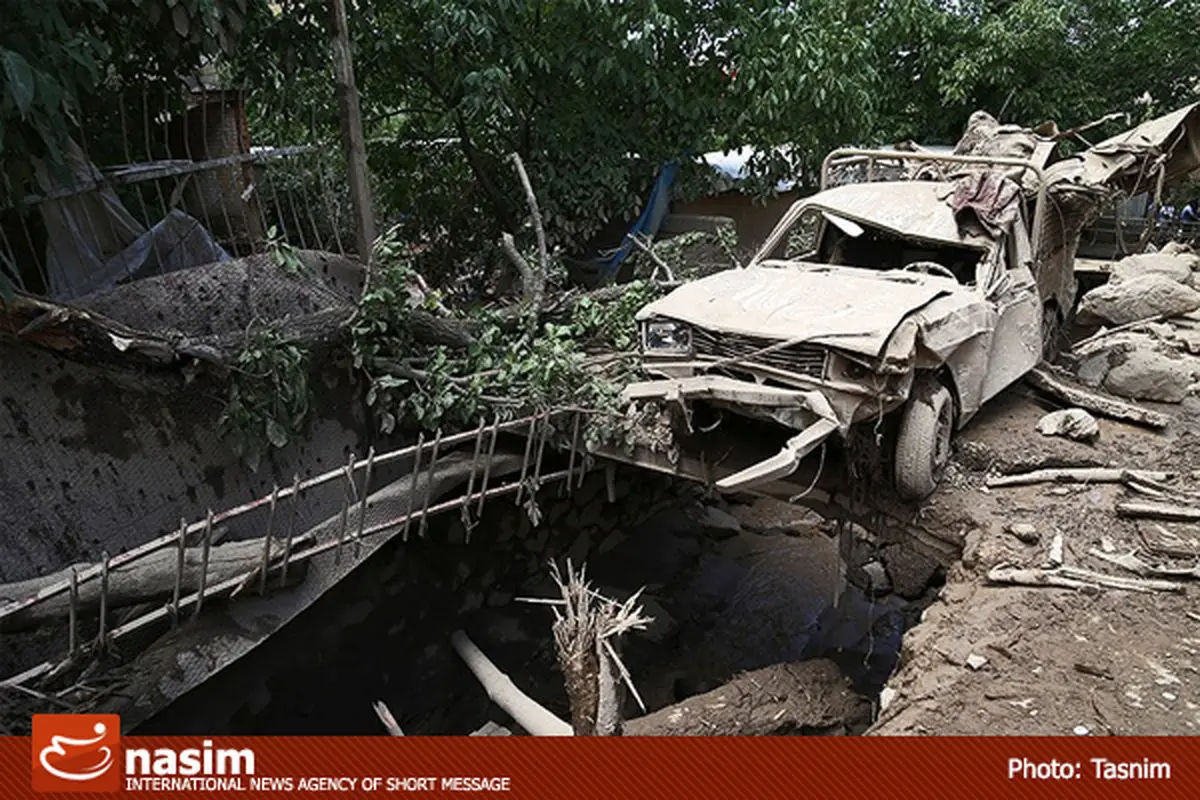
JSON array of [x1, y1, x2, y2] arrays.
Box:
[[979, 224, 1041, 403]]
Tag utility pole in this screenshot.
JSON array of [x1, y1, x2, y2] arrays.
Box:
[[329, 0, 375, 265]]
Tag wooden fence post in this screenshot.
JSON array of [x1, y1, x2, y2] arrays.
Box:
[[329, 0, 376, 266]]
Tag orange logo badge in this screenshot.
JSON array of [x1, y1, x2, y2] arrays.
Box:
[[31, 714, 121, 793]]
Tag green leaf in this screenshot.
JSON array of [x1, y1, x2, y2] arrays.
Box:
[[2, 50, 37, 115], [265, 417, 290, 449]]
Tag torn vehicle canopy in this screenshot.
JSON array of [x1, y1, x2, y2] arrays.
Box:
[[937, 171, 1023, 237], [1081, 102, 1200, 188], [634, 265, 956, 358]]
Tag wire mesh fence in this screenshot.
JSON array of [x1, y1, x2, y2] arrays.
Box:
[[0, 83, 358, 303], [0, 41, 393, 732]]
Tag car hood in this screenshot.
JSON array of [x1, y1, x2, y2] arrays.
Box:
[[636, 264, 966, 358]]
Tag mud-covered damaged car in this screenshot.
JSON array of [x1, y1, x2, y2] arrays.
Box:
[[622, 104, 1200, 501]]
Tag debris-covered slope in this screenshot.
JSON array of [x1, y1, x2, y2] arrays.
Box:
[[871, 387, 1200, 736]]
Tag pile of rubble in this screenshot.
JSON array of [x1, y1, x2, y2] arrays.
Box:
[[1066, 242, 1200, 404]]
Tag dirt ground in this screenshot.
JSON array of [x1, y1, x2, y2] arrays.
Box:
[[869, 387, 1200, 736]]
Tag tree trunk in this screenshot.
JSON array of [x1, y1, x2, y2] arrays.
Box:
[[0, 537, 308, 632], [328, 0, 375, 263]]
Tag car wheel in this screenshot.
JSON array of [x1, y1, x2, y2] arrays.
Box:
[[893, 378, 954, 501]]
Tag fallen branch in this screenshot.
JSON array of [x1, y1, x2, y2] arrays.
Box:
[[1072, 314, 1168, 353], [1115, 501, 1200, 523], [470, 722, 512, 737], [450, 629, 572, 736], [510, 153, 548, 304], [1138, 524, 1200, 559], [373, 701, 404, 736], [987, 564, 1185, 594], [498, 153, 548, 320], [406, 309, 478, 349], [1025, 365, 1172, 429], [1088, 548, 1200, 580], [1122, 473, 1200, 504], [986, 467, 1171, 488], [628, 235, 676, 283], [0, 536, 308, 632]]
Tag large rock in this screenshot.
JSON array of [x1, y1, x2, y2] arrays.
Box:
[[880, 543, 942, 599], [1078, 274, 1200, 326], [1110, 252, 1197, 285], [691, 505, 743, 540], [1103, 347, 1196, 403], [1036, 409, 1100, 442]]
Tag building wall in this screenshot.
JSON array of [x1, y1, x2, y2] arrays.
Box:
[[672, 189, 803, 251]]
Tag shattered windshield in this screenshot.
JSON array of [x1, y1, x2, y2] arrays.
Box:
[[771, 205, 984, 285]]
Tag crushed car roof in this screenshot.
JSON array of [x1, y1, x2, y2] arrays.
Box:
[[771, 181, 996, 253]]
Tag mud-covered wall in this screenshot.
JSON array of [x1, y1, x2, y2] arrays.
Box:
[[0, 340, 375, 584]]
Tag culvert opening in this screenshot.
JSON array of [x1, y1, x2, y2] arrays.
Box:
[[131, 485, 943, 738]]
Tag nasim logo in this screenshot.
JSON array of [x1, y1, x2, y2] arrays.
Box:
[[33, 715, 257, 792], [32, 714, 121, 792]]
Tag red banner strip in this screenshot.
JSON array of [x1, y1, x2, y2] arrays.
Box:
[[4, 734, 1196, 799]]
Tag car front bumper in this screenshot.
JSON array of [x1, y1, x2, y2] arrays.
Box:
[[619, 375, 841, 493]]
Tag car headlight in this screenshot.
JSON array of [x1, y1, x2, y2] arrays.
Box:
[[642, 319, 692, 355], [830, 352, 874, 382]]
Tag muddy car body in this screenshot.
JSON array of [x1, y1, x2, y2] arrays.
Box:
[[624, 104, 1200, 501], [623, 150, 1065, 500]]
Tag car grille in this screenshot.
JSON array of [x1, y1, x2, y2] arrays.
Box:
[[691, 327, 827, 379]]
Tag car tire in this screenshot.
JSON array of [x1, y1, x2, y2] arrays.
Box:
[[893, 378, 954, 501]]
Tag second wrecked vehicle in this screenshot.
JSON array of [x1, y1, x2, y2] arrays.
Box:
[[622, 105, 1200, 501]]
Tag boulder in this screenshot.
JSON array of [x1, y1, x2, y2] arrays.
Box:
[[1008, 523, 1041, 545], [880, 543, 941, 599], [1111, 252, 1197, 285], [692, 505, 744, 539], [1078, 274, 1200, 326], [1103, 347, 1196, 402], [1035, 409, 1100, 442]]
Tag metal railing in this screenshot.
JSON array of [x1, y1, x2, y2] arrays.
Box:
[[1, 87, 355, 302], [0, 407, 597, 693]]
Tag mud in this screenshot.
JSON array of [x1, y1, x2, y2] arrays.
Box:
[[871, 382, 1200, 735]]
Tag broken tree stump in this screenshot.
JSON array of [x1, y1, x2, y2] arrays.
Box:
[[0, 537, 308, 632], [548, 560, 652, 736]]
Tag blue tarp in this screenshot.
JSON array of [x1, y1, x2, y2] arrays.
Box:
[[595, 161, 680, 282]]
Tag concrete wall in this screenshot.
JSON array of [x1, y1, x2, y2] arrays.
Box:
[[0, 341, 378, 585]]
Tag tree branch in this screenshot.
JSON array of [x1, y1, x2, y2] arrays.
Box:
[[508, 152, 548, 309]]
